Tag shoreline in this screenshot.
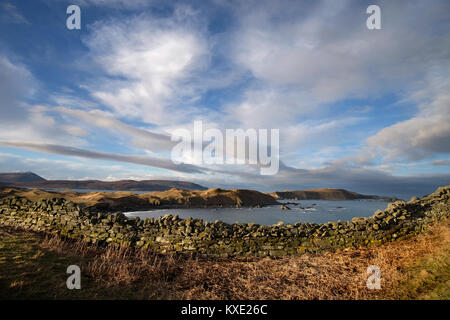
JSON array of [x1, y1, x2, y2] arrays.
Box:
[[0, 186, 398, 213], [0, 186, 448, 257]]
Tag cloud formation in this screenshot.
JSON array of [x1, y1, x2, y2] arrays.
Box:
[[55, 107, 176, 152], [0, 56, 35, 122], [366, 77, 450, 162], [0, 0, 448, 198], [231, 0, 449, 102], [0, 141, 205, 174], [83, 9, 210, 124]]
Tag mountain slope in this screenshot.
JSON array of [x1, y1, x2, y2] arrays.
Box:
[[0, 172, 46, 183]]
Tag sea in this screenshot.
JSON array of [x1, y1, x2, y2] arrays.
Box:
[[125, 199, 389, 225], [33, 188, 390, 225]]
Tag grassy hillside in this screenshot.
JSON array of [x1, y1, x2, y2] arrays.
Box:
[[0, 187, 280, 211]]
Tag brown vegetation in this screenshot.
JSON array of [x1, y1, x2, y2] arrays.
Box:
[[0, 187, 279, 212], [1, 219, 448, 299]]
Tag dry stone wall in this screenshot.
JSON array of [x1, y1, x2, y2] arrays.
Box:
[[0, 186, 449, 257]]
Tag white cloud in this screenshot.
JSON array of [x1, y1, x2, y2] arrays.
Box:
[[0, 56, 88, 147], [224, 87, 318, 128], [55, 106, 175, 152], [83, 10, 210, 124], [61, 125, 89, 137], [223, 0, 450, 168], [281, 117, 364, 152], [231, 0, 450, 102], [1, 0, 449, 196], [367, 115, 450, 162], [0, 141, 205, 174], [365, 76, 450, 162], [50, 93, 98, 109], [0, 56, 35, 121], [223, 86, 365, 154], [0, 107, 86, 146]]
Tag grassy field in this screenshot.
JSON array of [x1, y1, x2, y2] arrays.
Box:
[[0, 220, 449, 300]]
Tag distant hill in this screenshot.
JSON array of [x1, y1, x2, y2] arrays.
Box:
[[0, 187, 279, 211], [0, 172, 207, 192], [0, 172, 46, 183], [269, 188, 397, 201]]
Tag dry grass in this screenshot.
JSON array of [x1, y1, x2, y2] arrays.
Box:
[[179, 220, 449, 300], [39, 236, 184, 299], [1, 219, 449, 299]]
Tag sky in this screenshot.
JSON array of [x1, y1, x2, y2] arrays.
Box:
[[0, 0, 449, 199]]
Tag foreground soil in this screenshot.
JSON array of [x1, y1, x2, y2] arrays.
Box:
[[0, 219, 448, 300]]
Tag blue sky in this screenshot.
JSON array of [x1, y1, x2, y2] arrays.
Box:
[[0, 0, 449, 199]]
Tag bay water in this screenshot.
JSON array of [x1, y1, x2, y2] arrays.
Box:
[[125, 199, 389, 225]]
